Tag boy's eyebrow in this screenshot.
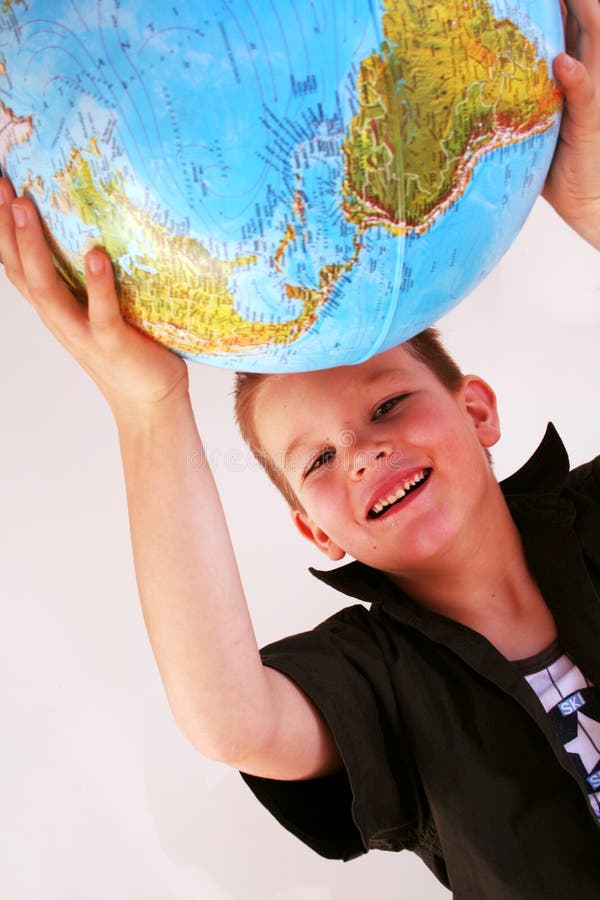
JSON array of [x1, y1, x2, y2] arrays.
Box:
[[281, 367, 409, 464], [282, 432, 313, 466], [364, 365, 410, 385]]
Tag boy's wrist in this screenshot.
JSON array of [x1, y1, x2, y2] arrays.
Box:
[[112, 387, 195, 436]]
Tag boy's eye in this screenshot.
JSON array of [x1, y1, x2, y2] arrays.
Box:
[[373, 394, 408, 419], [305, 449, 336, 478]]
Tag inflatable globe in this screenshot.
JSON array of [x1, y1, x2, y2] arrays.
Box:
[[1, 0, 563, 372]]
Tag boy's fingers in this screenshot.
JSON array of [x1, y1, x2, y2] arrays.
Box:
[[0, 176, 17, 213], [4, 186, 126, 354], [565, 11, 580, 59], [0, 179, 28, 292], [10, 196, 87, 333], [563, 0, 600, 72], [11, 197, 63, 296], [563, 0, 600, 30]]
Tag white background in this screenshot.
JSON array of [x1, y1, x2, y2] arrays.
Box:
[[1, 197, 598, 899]]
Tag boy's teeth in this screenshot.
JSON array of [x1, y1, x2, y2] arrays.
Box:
[[370, 469, 428, 516]]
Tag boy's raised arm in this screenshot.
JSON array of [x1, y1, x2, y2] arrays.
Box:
[[543, 0, 600, 251], [0, 181, 342, 781]]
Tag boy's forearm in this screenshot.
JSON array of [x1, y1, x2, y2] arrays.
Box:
[[115, 394, 270, 761], [0, 183, 337, 777]]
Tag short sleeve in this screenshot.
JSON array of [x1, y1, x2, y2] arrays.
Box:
[[240, 604, 424, 861]]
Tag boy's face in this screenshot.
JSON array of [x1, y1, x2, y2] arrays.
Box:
[[253, 344, 501, 580]]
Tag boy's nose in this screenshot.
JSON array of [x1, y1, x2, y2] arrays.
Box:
[[347, 444, 391, 480]]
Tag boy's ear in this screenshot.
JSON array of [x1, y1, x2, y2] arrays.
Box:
[[460, 375, 501, 449], [291, 510, 346, 561]]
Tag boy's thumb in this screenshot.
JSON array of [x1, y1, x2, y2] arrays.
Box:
[[85, 249, 122, 329], [554, 52, 597, 129]]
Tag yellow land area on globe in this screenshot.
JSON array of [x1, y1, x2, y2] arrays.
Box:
[[49, 147, 328, 355]]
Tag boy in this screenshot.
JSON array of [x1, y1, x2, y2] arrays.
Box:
[[1, 1, 599, 896]]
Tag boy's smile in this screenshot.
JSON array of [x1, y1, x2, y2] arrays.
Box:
[[366, 466, 432, 519], [253, 344, 503, 581]]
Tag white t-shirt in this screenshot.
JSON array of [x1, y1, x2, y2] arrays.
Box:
[[514, 641, 600, 822]]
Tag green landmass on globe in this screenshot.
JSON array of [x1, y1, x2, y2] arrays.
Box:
[[0, 0, 563, 370], [343, 0, 561, 233]]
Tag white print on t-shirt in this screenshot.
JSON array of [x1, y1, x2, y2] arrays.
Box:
[[524, 654, 600, 821]]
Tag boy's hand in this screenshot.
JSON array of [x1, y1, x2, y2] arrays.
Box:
[[0, 178, 189, 420], [543, 0, 600, 250]]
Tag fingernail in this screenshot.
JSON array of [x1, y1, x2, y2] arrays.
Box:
[[12, 203, 27, 228], [86, 252, 105, 275], [561, 52, 577, 72]]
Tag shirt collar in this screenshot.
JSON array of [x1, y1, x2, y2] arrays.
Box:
[[310, 422, 571, 601], [498, 422, 569, 497]]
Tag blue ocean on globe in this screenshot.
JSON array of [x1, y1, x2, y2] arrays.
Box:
[[0, 0, 563, 372]]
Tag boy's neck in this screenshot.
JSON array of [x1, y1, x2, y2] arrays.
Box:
[[385, 486, 557, 660]]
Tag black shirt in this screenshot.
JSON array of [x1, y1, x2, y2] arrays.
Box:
[[241, 424, 600, 899]]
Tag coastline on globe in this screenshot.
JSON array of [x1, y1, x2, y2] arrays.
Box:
[[1, 0, 563, 373]]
